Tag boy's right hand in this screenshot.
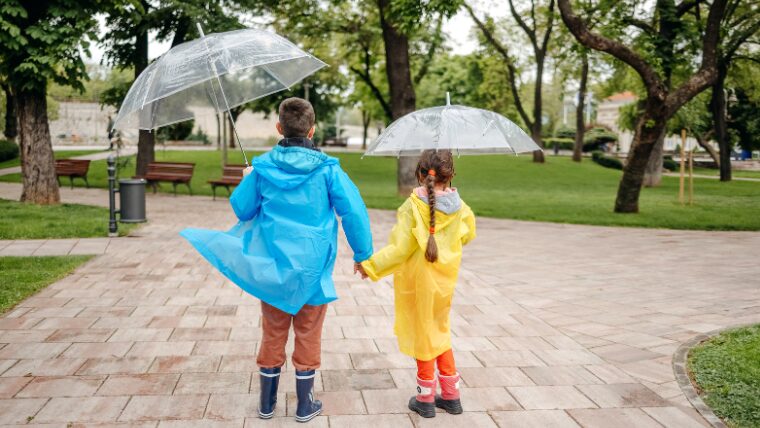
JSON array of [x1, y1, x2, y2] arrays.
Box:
[[243, 166, 253, 177], [354, 262, 368, 280]]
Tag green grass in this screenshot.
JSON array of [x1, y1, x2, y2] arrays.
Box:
[[688, 325, 760, 428], [0, 256, 93, 314], [2, 150, 759, 230], [0, 199, 136, 239], [0, 149, 104, 170]]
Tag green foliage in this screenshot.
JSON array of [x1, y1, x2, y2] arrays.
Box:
[[554, 126, 576, 139], [0, 0, 101, 93], [583, 128, 618, 152], [0, 139, 19, 162], [544, 138, 575, 151], [688, 324, 760, 428], [663, 155, 679, 172], [728, 88, 760, 152], [187, 128, 210, 144], [0, 255, 93, 314], [591, 150, 623, 170], [157, 120, 194, 141]]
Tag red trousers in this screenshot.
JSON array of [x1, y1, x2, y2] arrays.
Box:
[[256, 302, 327, 371], [416, 348, 456, 380]]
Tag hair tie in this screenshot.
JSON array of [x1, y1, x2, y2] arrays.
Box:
[[429, 227, 435, 234], [428, 169, 436, 177]]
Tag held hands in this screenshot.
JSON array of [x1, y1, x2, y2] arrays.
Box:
[[243, 166, 253, 177], [354, 262, 368, 280]]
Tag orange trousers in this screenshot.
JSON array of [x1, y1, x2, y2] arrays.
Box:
[[256, 302, 327, 371], [416, 348, 456, 380]]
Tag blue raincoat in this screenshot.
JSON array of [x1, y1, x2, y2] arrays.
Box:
[[180, 145, 373, 315]]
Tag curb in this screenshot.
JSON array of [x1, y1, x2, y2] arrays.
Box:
[[672, 325, 757, 428]]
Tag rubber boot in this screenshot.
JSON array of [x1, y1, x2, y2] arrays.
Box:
[[435, 373, 463, 414], [258, 367, 281, 419], [295, 370, 322, 423], [408, 376, 436, 418]]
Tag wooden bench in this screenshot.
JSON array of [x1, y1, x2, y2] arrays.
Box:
[[208, 164, 245, 200], [55, 159, 91, 189], [137, 162, 195, 195]]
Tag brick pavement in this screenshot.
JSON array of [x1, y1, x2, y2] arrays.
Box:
[[1, 182, 759, 427]]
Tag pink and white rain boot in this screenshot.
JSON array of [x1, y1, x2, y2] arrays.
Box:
[[408, 376, 436, 418], [435, 373, 463, 414]]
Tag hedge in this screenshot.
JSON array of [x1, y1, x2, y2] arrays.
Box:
[[591, 150, 623, 170], [543, 137, 575, 151], [0, 140, 19, 163], [663, 155, 679, 172]]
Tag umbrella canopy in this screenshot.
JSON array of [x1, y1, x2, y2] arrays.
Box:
[[111, 27, 326, 132], [364, 94, 541, 157]]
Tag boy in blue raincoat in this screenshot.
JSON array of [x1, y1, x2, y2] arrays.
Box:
[[180, 98, 372, 423]]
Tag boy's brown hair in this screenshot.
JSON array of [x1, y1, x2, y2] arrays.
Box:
[[278, 97, 315, 138]]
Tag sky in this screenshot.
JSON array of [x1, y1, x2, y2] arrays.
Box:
[[86, 5, 492, 65]]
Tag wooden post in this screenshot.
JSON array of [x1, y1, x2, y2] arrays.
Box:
[[679, 129, 686, 205], [688, 147, 694, 206], [222, 114, 228, 166]]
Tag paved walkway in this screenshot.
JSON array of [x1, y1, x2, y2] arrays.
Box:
[[1, 182, 759, 427], [662, 172, 760, 182]]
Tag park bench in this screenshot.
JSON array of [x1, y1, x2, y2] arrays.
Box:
[[55, 159, 91, 189], [137, 161, 195, 195], [208, 164, 246, 200]]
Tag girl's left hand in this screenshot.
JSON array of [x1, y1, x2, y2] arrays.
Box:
[[354, 262, 368, 279]]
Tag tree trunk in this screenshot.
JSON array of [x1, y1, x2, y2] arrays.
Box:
[[378, 0, 418, 196], [573, 52, 588, 162], [711, 66, 731, 181], [15, 87, 60, 204], [361, 110, 370, 150], [695, 134, 720, 167], [2, 83, 17, 143], [228, 116, 235, 149], [643, 128, 666, 187], [134, 5, 154, 177], [614, 113, 665, 213], [532, 55, 545, 163]]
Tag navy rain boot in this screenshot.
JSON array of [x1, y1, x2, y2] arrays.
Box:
[[295, 369, 322, 423], [258, 367, 281, 419]]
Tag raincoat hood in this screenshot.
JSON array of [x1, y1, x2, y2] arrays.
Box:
[[410, 193, 462, 233], [415, 188, 462, 215], [252, 145, 338, 190]]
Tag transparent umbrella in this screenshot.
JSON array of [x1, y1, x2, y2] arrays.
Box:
[[111, 24, 327, 165], [364, 93, 541, 157]]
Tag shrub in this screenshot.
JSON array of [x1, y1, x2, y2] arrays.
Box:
[[591, 150, 623, 170], [0, 140, 19, 162], [543, 137, 575, 151], [158, 120, 194, 141], [583, 128, 619, 152], [187, 128, 210, 145], [554, 126, 575, 139], [663, 155, 679, 172]]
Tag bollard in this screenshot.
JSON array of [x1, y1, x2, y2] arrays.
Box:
[[107, 155, 118, 237]]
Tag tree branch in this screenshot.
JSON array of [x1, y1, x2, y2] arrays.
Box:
[[540, 0, 556, 55], [349, 45, 392, 121], [676, 0, 701, 16], [465, 2, 533, 128], [508, 0, 538, 50], [557, 0, 665, 99], [622, 16, 656, 33], [664, 0, 728, 115], [414, 13, 443, 85], [725, 19, 760, 60]]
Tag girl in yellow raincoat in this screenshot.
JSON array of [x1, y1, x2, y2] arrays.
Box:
[[359, 150, 476, 418]]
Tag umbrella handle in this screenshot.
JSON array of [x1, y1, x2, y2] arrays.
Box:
[[197, 22, 250, 167]]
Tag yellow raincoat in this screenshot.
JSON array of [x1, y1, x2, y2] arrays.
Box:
[[361, 192, 476, 361]]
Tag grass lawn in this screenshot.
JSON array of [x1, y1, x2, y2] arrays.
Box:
[[688, 324, 760, 428], [2, 150, 759, 230], [0, 149, 104, 170], [0, 199, 136, 239], [0, 256, 93, 314]]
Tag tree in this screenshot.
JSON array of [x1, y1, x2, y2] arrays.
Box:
[[0, 0, 103, 204], [708, 0, 760, 181], [558, 0, 729, 213], [1, 82, 17, 143], [466, 0, 556, 163]]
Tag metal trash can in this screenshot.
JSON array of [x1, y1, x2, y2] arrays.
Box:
[[118, 178, 147, 223]]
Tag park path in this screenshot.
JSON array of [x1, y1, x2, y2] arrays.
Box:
[[1, 182, 759, 427]]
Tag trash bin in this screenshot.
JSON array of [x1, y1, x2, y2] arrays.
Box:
[[118, 178, 147, 223]]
